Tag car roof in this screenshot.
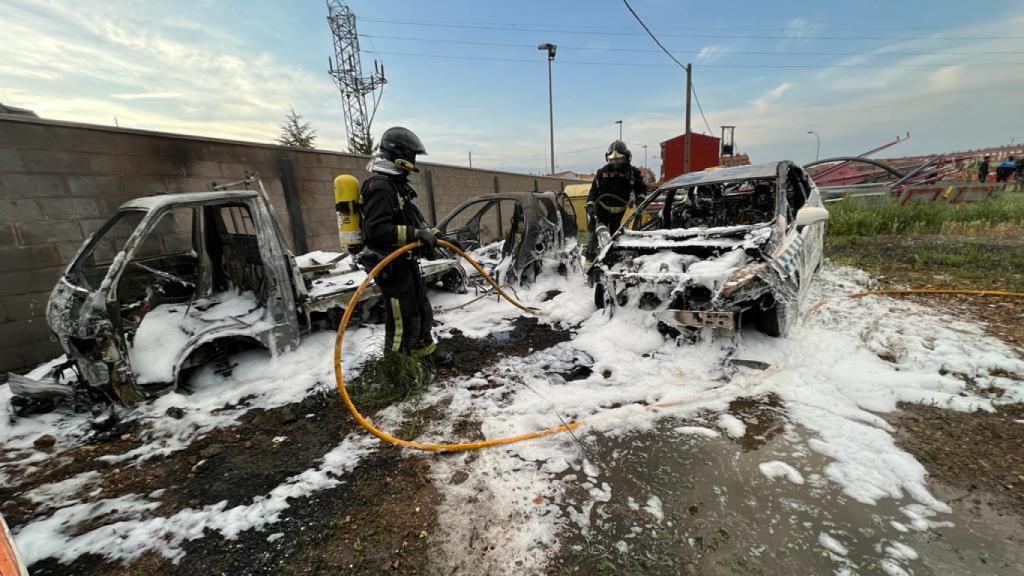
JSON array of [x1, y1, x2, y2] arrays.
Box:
[[661, 161, 788, 189], [120, 190, 259, 211]]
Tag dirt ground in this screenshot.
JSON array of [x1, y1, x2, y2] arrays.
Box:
[[887, 403, 1024, 515], [828, 234, 1024, 349], [831, 233, 1024, 528], [7, 316, 572, 576]]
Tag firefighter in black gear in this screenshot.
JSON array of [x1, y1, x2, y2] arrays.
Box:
[[358, 127, 449, 365], [585, 140, 648, 262]]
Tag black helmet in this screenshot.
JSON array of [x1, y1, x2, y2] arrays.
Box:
[[605, 140, 631, 164], [379, 126, 427, 172]]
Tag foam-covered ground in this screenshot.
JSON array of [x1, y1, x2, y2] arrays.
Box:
[[424, 264, 1024, 574], [3, 263, 1023, 574]]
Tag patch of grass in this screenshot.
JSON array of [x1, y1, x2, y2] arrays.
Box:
[[348, 351, 431, 408], [827, 194, 1024, 237], [828, 235, 1024, 292]]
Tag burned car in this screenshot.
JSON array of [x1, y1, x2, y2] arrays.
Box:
[[9, 178, 459, 415], [590, 161, 829, 337], [436, 191, 580, 285]]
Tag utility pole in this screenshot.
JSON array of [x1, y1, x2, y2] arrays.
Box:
[[468, 150, 473, 167], [615, 120, 623, 140], [684, 63, 692, 174], [538, 43, 557, 175], [642, 144, 648, 170]]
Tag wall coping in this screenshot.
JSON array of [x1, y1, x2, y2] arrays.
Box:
[[0, 113, 583, 181]]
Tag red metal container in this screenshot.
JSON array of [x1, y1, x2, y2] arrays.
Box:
[[660, 133, 721, 181]]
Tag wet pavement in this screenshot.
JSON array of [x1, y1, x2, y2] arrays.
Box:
[[552, 401, 1024, 575]]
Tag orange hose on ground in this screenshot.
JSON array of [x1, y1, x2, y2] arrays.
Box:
[[804, 288, 1024, 325], [333, 239, 580, 453]]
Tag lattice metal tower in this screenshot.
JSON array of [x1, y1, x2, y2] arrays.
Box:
[[327, 0, 386, 154]]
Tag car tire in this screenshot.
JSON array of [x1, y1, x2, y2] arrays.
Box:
[[755, 302, 792, 337]]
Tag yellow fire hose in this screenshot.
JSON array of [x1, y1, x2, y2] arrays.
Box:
[[333, 239, 582, 452], [333, 240, 1023, 452]]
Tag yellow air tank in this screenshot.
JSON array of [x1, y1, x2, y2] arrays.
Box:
[[334, 174, 362, 256]]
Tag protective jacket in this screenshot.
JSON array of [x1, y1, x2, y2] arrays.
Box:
[[359, 169, 428, 255], [587, 163, 647, 213], [358, 157, 435, 356]]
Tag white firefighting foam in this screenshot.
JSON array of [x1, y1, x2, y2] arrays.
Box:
[[3, 262, 1023, 573]]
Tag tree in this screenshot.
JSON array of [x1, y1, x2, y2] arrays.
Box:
[[350, 133, 375, 155], [277, 107, 317, 149]]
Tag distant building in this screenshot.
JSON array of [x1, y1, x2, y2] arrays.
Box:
[[0, 103, 38, 117], [550, 170, 593, 181], [660, 133, 720, 181]]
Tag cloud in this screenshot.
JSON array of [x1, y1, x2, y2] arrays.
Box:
[[542, 15, 1024, 174], [776, 17, 818, 50], [752, 82, 795, 111], [928, 65, 966, 91], [0, 0, 348, 148], [112, 92, 183, 100], [697, 45, 727, 62], [2, 2, 1022, 177]]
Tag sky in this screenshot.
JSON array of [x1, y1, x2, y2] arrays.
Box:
[[1, 0, 1022, 176]]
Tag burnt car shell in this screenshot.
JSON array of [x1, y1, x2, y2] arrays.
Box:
[[12, 180, 463, 417], [40, 190, 302, 407], [591, 161, 828, 338], [436, 191, 579, 285]]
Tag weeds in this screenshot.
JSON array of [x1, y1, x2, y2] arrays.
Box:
[[828, 235, 1024, 292], [348, 351, 431, 408], [827, 194, 1024, 237]]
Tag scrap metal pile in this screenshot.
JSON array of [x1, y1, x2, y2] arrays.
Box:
[[805, 134, 1021, 204]]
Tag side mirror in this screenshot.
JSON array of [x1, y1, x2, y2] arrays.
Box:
[[795, 206, 830, 227]]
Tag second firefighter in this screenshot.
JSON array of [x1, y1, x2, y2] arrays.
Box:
[[585, 140, 648, 263]]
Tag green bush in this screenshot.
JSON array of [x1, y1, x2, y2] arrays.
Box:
[[827, 194, 1024, 237]]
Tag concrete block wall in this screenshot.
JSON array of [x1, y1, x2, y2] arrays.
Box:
[[0, 115, 580, 374]]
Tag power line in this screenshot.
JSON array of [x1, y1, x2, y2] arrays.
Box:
[[359, 50, 1024, 68], [691, 84, 713, 135], [358, 17, 1024, 41], [621, 0, 685, 68], [358, 34, 1024, 57]]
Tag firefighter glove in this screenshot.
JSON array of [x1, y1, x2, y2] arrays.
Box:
[[414, 226, 438, 250]]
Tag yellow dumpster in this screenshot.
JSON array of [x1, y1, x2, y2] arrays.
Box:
[[564, 182, 649, 232]]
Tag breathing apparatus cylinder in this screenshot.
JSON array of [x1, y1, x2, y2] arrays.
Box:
[[334, 174, 363, 257]]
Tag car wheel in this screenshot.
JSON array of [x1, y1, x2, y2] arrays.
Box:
[[755, 302, 792, 337]]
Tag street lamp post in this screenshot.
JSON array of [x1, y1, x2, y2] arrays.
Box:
[[807, 130, 820, 161], [538, 43, 557, 175], [642, 144, 648, 170], [615, 120, 623, 140]]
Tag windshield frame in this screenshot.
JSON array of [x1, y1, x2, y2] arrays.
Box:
[[65, 208, 151, 292], [621, 173, 783, 233]]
